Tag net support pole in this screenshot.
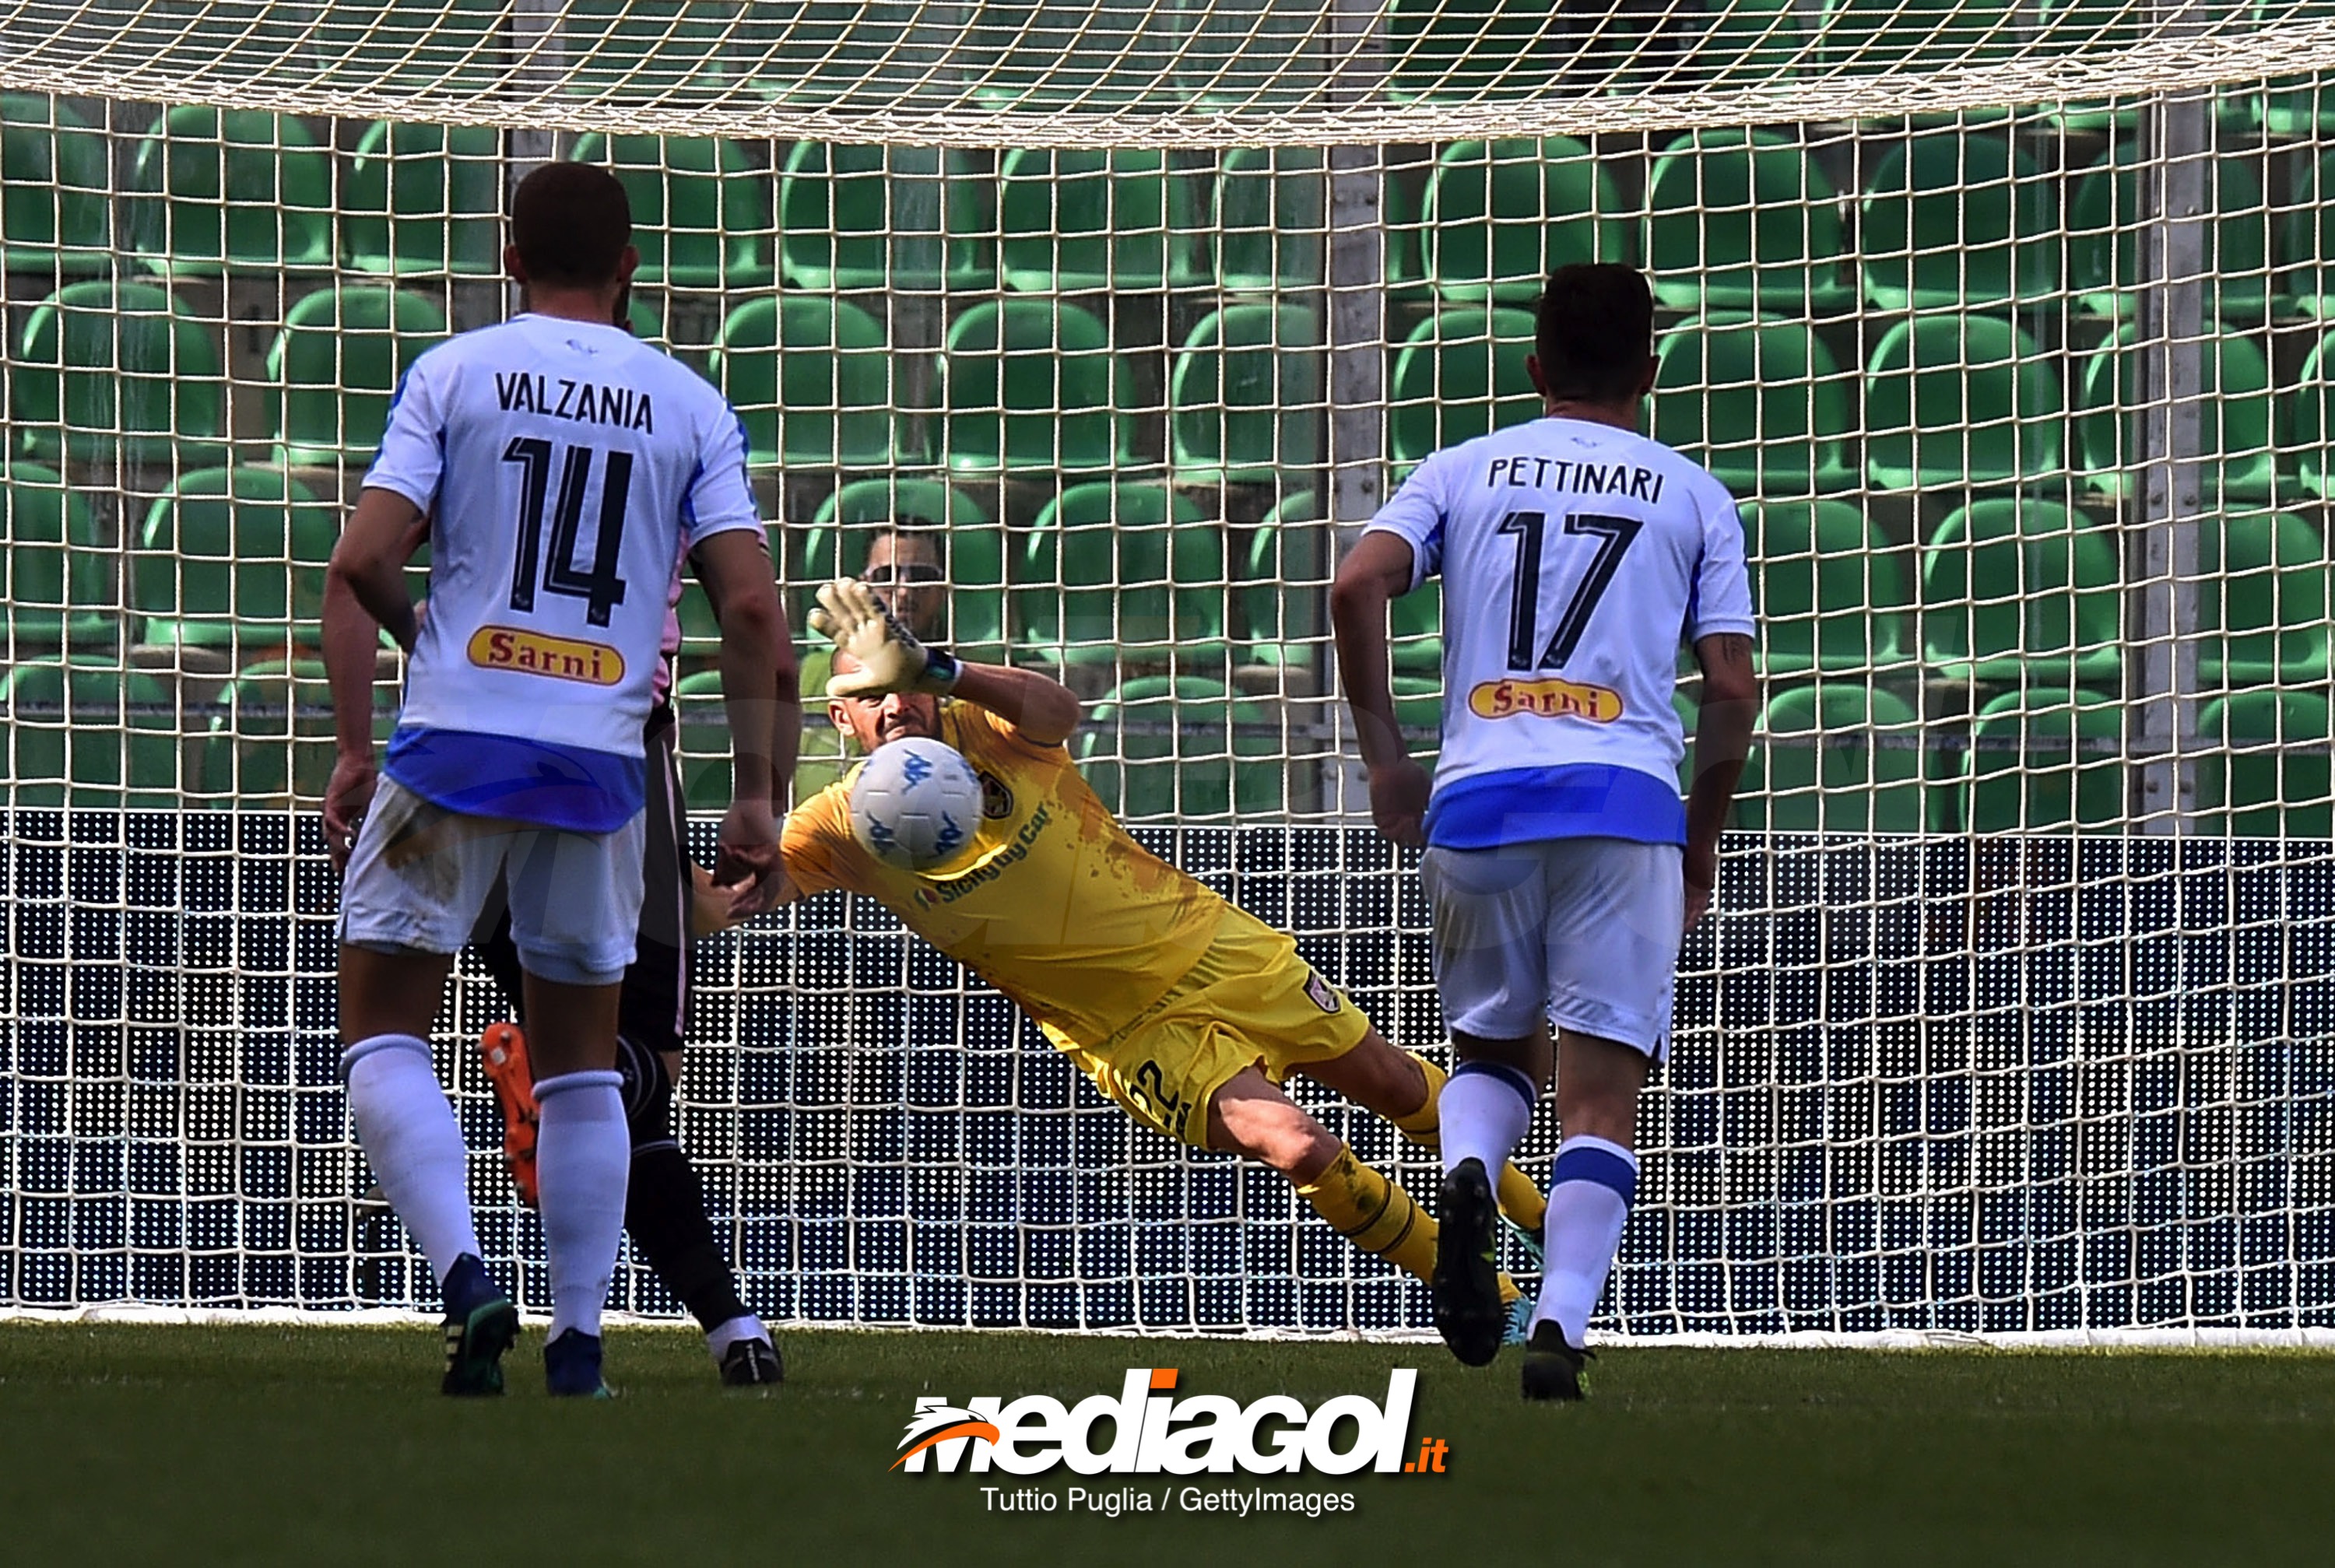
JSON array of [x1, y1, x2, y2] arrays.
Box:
[[504, 0, 566, 317], [2131, 71, 2210, 835], [1324, 0, 1388, 819]]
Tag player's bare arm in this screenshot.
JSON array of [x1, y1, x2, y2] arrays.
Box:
[[1684, 630, 1757, 930], [1329, 531, 1429, 846], [813, 576, 1082, 746], [321, 492, 429, 868], [693, 526, 789, 915]]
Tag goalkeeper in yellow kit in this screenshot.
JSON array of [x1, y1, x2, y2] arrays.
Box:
[[767, 581, 1547, 1323]]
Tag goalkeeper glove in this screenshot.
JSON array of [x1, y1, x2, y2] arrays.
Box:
[[808, 577, 962, 699]]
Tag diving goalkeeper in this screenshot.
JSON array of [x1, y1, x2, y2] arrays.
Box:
[[761, 580, 1549, 1322]]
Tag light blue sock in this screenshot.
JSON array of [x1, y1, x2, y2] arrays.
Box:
[[1535, 1134, 1638, 1346], [535, 1069, 629, 1342], [342, 1035, 479, 1289]]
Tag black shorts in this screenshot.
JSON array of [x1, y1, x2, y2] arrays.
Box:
[[469, 703, 688, 1057]]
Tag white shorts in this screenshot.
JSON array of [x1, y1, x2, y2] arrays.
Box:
[[1420, 838, 1684, 1058], [338, 777, 647, 987]]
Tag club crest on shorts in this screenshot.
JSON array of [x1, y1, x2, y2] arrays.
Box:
[[1304, 969, 1339, 1013], [979, 770, 1015, 820]]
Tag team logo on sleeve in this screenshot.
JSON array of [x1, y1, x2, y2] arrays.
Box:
[[978, 770, 1015, 820], [1467, 677, 1623, 722], [468, 626, 626, 686], [1304, 970, 1340, 1014]]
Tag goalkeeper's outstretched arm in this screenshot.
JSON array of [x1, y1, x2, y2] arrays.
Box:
[[946, 661, 1082, 748]]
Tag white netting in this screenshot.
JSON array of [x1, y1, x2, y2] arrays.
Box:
[[5, 5, 2335, 1338], [2, 3, 2335, 145]]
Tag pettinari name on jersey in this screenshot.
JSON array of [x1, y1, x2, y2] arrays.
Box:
[[1484, 454, 1664, 504], [1468, 677, 1624, 722], [493, 372, 655, 433], [467, 626, 626, 685]]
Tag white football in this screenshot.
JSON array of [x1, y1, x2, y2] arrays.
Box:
[[848, 735, 985, 873]]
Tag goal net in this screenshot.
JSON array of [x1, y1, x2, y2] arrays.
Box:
[[7, 2, 2335, 1342]]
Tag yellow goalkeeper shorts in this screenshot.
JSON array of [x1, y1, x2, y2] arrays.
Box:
[[1044, 905, 1371, 1148]]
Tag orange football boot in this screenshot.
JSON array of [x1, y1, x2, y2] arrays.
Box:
[[476, 1023, 540, 1208]]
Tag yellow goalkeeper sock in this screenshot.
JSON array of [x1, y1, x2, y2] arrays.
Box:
[[1296, 1145, 1438, 1285], [1390, 1051, 1549, 1238]]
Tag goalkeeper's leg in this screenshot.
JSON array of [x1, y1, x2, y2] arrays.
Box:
[[1203, 1066, 1526, 1314], [1300, 1029, 1548, 1240]]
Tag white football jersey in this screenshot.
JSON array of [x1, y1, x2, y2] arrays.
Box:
[[1366, 417, 1755, 799], [364, 314, 760, 759]]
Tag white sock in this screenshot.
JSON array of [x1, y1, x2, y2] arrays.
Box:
[[1438, 1061, 1538, 1177], [535, 1068, 630, 1342], [706, 1314, 770, 1363], [1535, 1134, 1638, 1347], [342, 1035, 479, 1286]]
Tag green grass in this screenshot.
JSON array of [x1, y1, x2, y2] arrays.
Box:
[[4, 1323, 2335, 1565]]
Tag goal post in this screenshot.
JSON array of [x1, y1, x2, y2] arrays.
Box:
[[6, 2, 2335, 1342]]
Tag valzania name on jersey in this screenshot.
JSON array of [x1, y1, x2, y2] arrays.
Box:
[[493, 371, 655, 432], [892, 1368, 1446, 1477]]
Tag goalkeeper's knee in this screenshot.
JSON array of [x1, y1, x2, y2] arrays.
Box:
[[614, 1032, 676, 1149]]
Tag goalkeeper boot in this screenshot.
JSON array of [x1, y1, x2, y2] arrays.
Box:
[[1520, 1321, 1592, 1403], [1432, 1158, 1506, 1368], [545, 1329, 613, 1399], [440, 1254, 520, 1398], [718, 1335, 785, 1391], [477, 1023, 539, 1208]]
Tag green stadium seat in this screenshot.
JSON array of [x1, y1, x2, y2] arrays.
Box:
[[1388, 307, 1540, 472], [2196, 690, 2334, 838], [2074, 324, 2281, 504], [0, 461, 117, 654], [2238, 6, 2335, 134], [1859, 134, 2059, 312], [124, 106, 335, 276], [1667, 0, 1807, 90], [2200, 511, 2332, 689], [996, 147, 1210, 295], [0, 94, 113, 275], [1168, 304, 1321, 487], [2066, 143, 2270, 323], [776, 142, 993, 293], [1650, 316, 1856, 496], [711, 296, 905, 472], [132, 467, 336, 654], [571, 133, 774, 289], [267, 286, 449, 468], [2, 659, 182, 808], [1391, 578, 1442, 678], [561, 0, 736, 99], [2035, 0, 2140, 132], [341, 121, 504, 278], [939, 299, 1132, 474], [1392, 673, 1443, 770], [2293, 333, 2335, 498], [1240, 490, 1323, 673], [1816, 0, 2017, 111], [196, 658, 332, 807], [1077, 674, 1284, 819], [12, 279, 228, 468], [1920, 499, 2122, 692], [1216, 146, 1323, 293], [1960, 689, 2125, 834], [800, 479, 1007, 665], [1381, 163, 1432, 307], [1644, 129, 1854, 317], [670, 666, 739, 812], [1864, 313, 2065, 492], [1387, 0, 1562, 103], [1738, 684, 1926, 835], [311, 0, 501, 93], [1017, 480, 1218, 672], [1422, 137, 1627, 307], [1741, 500, 1911, 680], [2279, 149, 2335, 320]]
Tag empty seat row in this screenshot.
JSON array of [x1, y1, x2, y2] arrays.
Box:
[[1734, 684, 2332, 837]]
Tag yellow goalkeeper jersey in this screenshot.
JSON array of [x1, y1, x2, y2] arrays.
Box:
[[779, 703, 1225, 1044]]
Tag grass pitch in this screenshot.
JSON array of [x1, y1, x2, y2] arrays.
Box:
[[4, 1323, 2334, 1566]]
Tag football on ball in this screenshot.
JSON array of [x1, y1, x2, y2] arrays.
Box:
[[848, 735, 985, 872]]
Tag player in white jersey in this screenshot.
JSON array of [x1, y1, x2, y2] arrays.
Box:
[[1331, 263, 1759, 1399], [321, 162, 787, 1398]]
